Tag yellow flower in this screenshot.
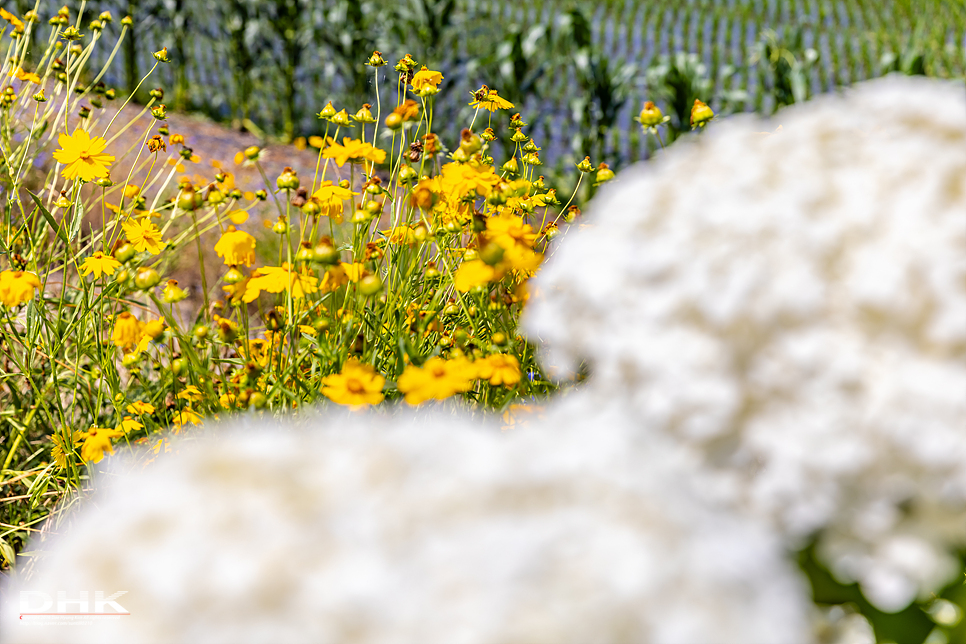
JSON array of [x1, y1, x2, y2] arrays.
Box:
[[243, 263, 319, 303], [385, 225, 416, 245], [475, 353, 521, 386], [342, 262, 365, 282], [411, 66, 443, 92], [311, 181, 358, 219], [115, 416, 144, 434], [321, 358, 385, 406], [111, 312, 141, 349], [77, 427, 123, 463], [0, 270, 41, 307], [122, 217, 166, 254], [135, 318, 166, 353], [440, 161, 501, 199], [177, 385, 203, 402], [12, 67, 40, 84], [79, 251, 121, 279], [0, 8, 25, 29], [322, 137, 387, 167], [454, 260, 496, 292], [485, 214, 538, 250], [214, 226, 256, 266], [397, 357, 475, 405], [52, 129, 115, 182], [469, 87, 514, 112], [172, 407, 202, 430], [126, 401, 155, 415]]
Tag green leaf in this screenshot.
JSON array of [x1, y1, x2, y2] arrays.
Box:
[[27, 191, 68, 246]]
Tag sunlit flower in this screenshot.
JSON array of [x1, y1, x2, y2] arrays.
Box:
[[440, 161, 500, 199], [243, 263, 319, 303], [79, 251, 121, 279], [172, 407, 202, 430], [486, 214, 538, 250], [53, 128, 115, 182], [475, 353, 521, 386], [321, 359, 385, 406], [122, 217, 166, 254], [342, 262, 365, 282], [214, 226, 256, 266], [454, 260, 496, 292], [690, 99, 715, 128], [77, 426, 123, 463], [469, 87, 514, 112], [397, 357, 475, 405], [0, 270, 41, 307], [136, 318, 166, 353], [126, 401, 155, 415], [385, 225, 416, 245], [322, 137, 387, 167], [115, 416, 144, 434], [411, 66, 443, 92], [111, 312, 141, 349], [311, 181, 358, 219], [177, 385, 203, 402]]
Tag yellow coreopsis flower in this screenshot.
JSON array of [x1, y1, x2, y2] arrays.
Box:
[[454, 260, 497, 292], [52, 129, 115, 182], [172, 407, 202, 430], [122, 217, 166, 254], [0, 270, 41, 307], [177, 385, 203, 402], [469, 87, 514, 112], [411, 66, 443, 92], [485, 214, 538, 250], [397, 357, 476, 405], [321, 359, 386, 406], [135, 318, 166, 353], [243, 263, 319, 303], [79, 251, 121, 279], [126, 401, 156, 415], [342, 262, 365, 282], [77, 427, 123, 463], [214, 226, 256, 266], [322, 137, 387, 167], [115, 416, 144, 434], [312, 181, 358, 219], [440, 161, 501, 199], [0, 8, 25, 29], [111, 312, 141, 349], [475, 353, 522, 386]]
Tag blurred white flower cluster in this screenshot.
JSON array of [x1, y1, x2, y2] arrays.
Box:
[[526, 75, 966, 612], [1, 405, 811, 644]]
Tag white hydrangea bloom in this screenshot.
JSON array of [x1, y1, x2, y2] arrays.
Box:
[[526, 76, 966, 611], [1, 403, 810, 644]]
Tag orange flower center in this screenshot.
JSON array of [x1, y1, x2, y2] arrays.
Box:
[[346, 378, 364, 394], [431, 365, 446, 377], [78, 150, 91, 160]]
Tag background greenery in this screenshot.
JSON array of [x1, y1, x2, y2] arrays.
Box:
[[15, 0, 966, 172]]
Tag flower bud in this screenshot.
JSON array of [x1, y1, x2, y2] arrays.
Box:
[[352, 103, 375, 123], [510, 128, 528, 143], [317, 102, 336, 120], [576, 156, 595, 173], [244, 145, 260, 160], [151, 104, 167, 120], [638, 101, 664, 127], [272, 217, 288, 234], [312, 238, 340, 265], [135, 267, 161, 290], [162, 279, 187, 302], [121, 15, 133, 26], [384, 112, 403, 130], [397, 165, 418, 184], [254, 189, 267, 201], [223, 266, 245, 284], [332, 109, 352, 127], [690, 99, 714, 129], [276, 167, 299, 190], [249, 391, 267, 409], [153, 47, 169, 63], [595, 162, 615, 184], [502, 157, 519, 175], [358, 274, 382, 296], [480, 242, 505, 266], [367, 51, 387, 67], [114, 243, 136, 263]]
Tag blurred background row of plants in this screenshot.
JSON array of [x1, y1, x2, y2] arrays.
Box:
[[12, 0, 966, 175]]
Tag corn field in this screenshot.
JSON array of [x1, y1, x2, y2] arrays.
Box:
[[17, 0, 966, 168]]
